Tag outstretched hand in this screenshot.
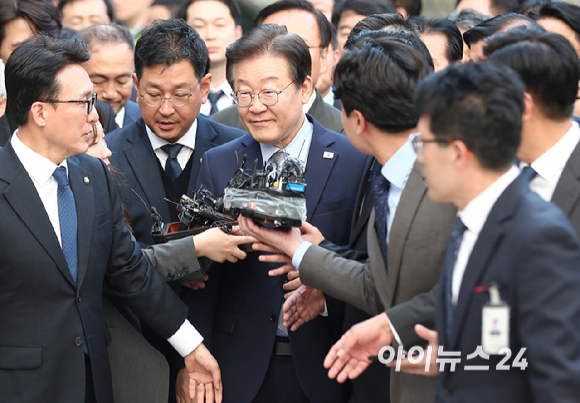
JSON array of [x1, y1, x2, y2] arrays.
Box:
[[183, 343, 223, 402], [386, 324, 439, 376], [283, 284, 325, 331]]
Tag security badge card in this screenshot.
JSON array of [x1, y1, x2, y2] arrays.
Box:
[[482, 283, 510, 354]]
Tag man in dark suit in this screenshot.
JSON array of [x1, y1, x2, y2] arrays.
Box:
[[329, 62, 580, 403], [239, 36, 456, 403], [78, 23, 142, 130], [106, 19, 245, 246], [179, 24, 369, 403], [211, 0, 343, 134], [0, 33, 221, 403], [0, 58, 9, 145]]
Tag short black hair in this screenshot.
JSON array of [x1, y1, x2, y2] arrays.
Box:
[[254, 0, 331, 49], [57, 0, 115, 24], [448, 8, 491, 31], [415, 62, 524, 170], [485, 26, 579, 120], [5, 34, 91, 126], [348, 13, 416, 41], [226, 24, 311, 91], [516, 0, 551, 16], [463, 12, 537, 48], [175, 0, 242, 26], [77, 23, 134, 52], [0, 0, 62, 50], [331, 0, 397, 28], [456, 0, 519, 15], [529, 2, 580, 43], [410, 17, 463, 63], [392, 0, 422, 17], [134, 19, 209, 81], [344, 29, 435, 70], [335, 36, 432, 133]]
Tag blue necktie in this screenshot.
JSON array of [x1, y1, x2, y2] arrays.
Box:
[[442, 217, 467, 344], [207, 91, 224, 115], [520, 165, 538, 182], [373, 174, 390, 270], [161, 144, 184, 181], [53, 167, 89, 355]]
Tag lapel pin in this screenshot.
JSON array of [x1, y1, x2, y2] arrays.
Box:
[[200, 158, 203, 164], [323, 151, 334, 159], [83, 177, 90, 184]]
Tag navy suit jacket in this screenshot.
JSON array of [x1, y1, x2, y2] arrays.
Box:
[[181, 115, 370, 403], [435, 174, 580, 403], [106, 116, 245, 245], [0, 142, 188, 403], [122, 100, 141, 128]]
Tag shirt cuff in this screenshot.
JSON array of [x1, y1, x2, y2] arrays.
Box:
[[292, 241, 312, 272], [321, 298, 328, 317], [387, 316, 403, 347], [167, 319, 204, 357]]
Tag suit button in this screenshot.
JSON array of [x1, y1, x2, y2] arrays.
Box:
[[74, 337, 83, 347], [269, 314, 276, 322], [77, 293, 81, 302]]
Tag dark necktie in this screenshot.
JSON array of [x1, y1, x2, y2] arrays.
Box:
[[270, 149, 286, 171], [520, 165, 538, 183], [207, 91, 224, 116], [53, 167, 89, 354], [442, 217, 467, 344], [161, 144, 184, 181], [373, 174, 390, 270]]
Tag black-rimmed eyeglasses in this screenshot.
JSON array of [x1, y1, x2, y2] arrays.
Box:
[[232, 82, 294, 108], [43, 92, 98, 114], [411, 136, 455, 153]]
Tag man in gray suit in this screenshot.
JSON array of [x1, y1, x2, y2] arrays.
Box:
[[211, 0, 343, 133], [324, 26, 580, 393], [239, 36, 456, 403]]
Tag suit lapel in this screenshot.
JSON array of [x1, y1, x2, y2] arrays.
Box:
[[68, 156, 94, 289], [187, 117, 219, 195], [124, 120, 171, 221], [551, 140, 580, 216], [349, 158, 379, 246], [386, 164, 426, 307], [368, 209, 390, 306], [0, 144, 75, 287], [304, 118, 336, 220], [449, 177, 523, 348]]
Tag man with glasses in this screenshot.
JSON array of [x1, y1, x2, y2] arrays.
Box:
[[212, 0, 344, 134], [0, 33, 223, 403], [178, 24, 369, 403]]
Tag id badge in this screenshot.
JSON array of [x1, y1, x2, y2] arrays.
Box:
[[481, 284, 510, 354]]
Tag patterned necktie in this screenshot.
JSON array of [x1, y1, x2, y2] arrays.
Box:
[[373, 174, 390, 270], [520, 165, 538, 183], [207, 90, 224, 115], [269, 150, 286, 172], [442, 217, 467, 344], [53, 167, 78, 285], [161, 144, 184, 181]]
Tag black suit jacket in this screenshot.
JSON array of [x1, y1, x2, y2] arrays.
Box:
[[181, 115, 369, 403], [106, 116, 245, 244], [211, 89, 344, 134], [0, 114, 11, 146], [436, 174, 580, 403], [0, 142, 188, 403], [122, 100, 141, 128]]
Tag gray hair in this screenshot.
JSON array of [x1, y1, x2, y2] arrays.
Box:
[[77, 23, 135, 52], [448, 8, 491, 31]]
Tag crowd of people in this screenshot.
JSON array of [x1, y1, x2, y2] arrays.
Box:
[[1, 0, 580, 402]]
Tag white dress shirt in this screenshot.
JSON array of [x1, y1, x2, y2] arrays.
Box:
[[200, 80, 235, 116], [526, 121, 580, 202], [11, 132, 203, 357], [259, 115, 313, 167], [146, 119, 197, 170], [114, 106, 126, 129], [303, 90, 316, 114]]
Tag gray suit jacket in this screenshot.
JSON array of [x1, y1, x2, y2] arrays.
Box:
[[210, 89, 344, 133], [299, 163, 456, 403]]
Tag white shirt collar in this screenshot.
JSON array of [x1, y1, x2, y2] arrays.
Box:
[[260, 115, 313, 167], [381, 138, 417, 190], [303, 90, 317, 114], [146, 118, 198, 151], [115, 106, 126, 129], [211, 80, 234, 102], [458, 165, 520, 235], [11, 130, 66, 185]]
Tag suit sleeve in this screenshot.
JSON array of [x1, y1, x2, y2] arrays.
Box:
[[319, 239, 369, 262], [299, 244, 384, 315]]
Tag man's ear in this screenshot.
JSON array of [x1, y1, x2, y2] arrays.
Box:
[[200, 73, 212, 103], [133, 73, 139, 104], [522, 91, 535, 124], [29, 101, 49, 128], [300, 76, 314, 104]]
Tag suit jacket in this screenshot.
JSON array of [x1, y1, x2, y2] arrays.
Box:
[[301, 162, 456, 403], [181, 114, 369, 403], [211, 89, 344, 134], [436, 174, 580, 403], [0, 114, 11, 147], [106, 116, 245, 245], [0, 143, 188, 403], [122, 100, 141, 128]]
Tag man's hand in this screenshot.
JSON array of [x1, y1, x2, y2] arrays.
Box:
[[386, 324, 439, 376], [194, 226, 256, 263], [176, 368, 194, 403], [182, 274, 209, 290], [283, 284, 325, 331], [324, 312, 395, 383], [183, 343, 223, 402], [300, 221, 325, 245], [237, 216, 303, 257]]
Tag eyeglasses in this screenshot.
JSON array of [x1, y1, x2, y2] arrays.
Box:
[[232, 82, 294, 108], [411, 135, 455, 153], [43, 92, 97, 114], [139, 90, 195, 107]]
